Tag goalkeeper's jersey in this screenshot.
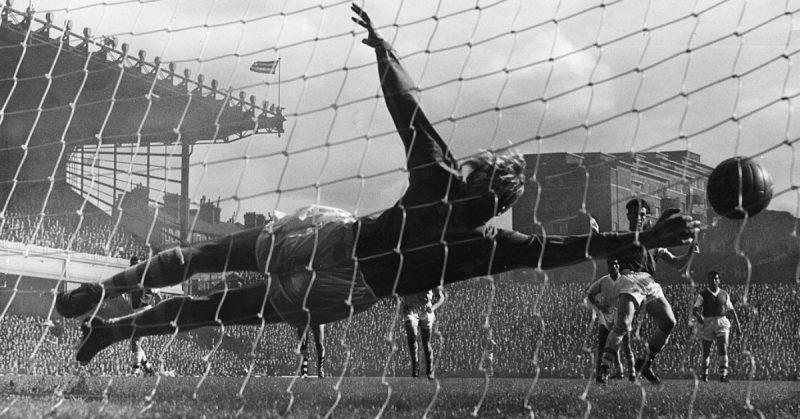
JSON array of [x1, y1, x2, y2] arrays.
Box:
[[354, 38, 642, 298]]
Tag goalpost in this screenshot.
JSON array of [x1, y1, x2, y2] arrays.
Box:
[[0, 0, 798, 416]]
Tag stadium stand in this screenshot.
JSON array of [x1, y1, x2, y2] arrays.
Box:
[[1, 184, 149, 258], [1, 281, 797, 380]]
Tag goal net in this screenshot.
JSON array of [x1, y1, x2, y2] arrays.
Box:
[[1, 0, 798, 416]]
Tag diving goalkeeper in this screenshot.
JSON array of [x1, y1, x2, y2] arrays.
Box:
[[56, 4, 700, 365]]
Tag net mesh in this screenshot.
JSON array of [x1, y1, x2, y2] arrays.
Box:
[[0, 0, 799, 417]]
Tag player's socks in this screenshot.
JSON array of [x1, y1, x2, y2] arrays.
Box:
[[635, 354, 661, 385], [597, 364, 609, 384], [317, 357, 325, 379], [141, 359, 155, 375], [55, 283, 103, 318], [300, 358, 309, 378], [76, 317, 122, 365], [719, 365, 729, 382], [108, 247, 189, 297], [597, 349, 616, 384]]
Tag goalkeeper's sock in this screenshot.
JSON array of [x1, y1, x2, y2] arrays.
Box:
[[105, 248, 189, 298], [55, 283, 103, 318]]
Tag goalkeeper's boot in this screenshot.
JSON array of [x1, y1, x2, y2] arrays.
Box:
[[56, 283, 103, 318], [635, 357, 661, 385], [76, 317, 120, 365]]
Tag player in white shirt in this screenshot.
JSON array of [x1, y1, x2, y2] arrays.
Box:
[[692, 271, 742, 382], [587, 258, 635, 382], [128, 256, 156, 376], [401, 288, 440, 379]]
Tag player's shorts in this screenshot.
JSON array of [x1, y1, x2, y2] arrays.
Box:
[[255, 206, 379, 327], [594, 307, 617, 330], [615, 271, 665, 307], [700, 316, 731, 341], [403, 305, 435, 330]]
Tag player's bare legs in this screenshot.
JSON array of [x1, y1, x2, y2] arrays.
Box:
[[56, 227, 262, 318], [597, 324, 632, 381], [599, 294, 637, 382], [75, 281, 282, 364]]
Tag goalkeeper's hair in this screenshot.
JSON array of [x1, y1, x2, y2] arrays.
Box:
[[463, 150, 526, 215], [625, 198, 651, 214]]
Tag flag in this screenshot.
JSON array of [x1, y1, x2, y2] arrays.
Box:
[[250, 60, 279, 74]]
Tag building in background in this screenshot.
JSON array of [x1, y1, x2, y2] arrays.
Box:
[[513, 151, 712, 237], [506, 151, 799, 285]]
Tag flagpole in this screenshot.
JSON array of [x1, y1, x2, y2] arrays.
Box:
[[277, 57, 281, 117]]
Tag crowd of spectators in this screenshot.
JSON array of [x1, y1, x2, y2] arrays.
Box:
[[0, 185, 148, 258], [0, 280, 797, 381]]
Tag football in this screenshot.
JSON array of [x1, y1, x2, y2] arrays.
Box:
[[706, 156, 773, 219]]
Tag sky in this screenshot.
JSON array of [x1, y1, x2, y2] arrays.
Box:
[[21, 0, 800, 227]]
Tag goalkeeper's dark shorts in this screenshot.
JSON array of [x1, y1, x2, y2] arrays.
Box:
[[255, 206, 378, 327]]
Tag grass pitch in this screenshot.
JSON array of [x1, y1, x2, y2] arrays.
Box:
[[0, 375, 797, 418]]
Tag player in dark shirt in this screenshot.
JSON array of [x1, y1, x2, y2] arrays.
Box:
[[598, 199, 699, 385], [54, 5, 700, 365], [692, 270, 741, 382]]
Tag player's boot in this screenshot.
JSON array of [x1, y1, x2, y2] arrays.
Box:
[[610, 372, 624, 380], [719, 374, 729, 383], [628, 372, 636, 383], [426, 368, 434, 380], [130, 364, 142, 376], [55, 283, 103, 318], [635, 357, 661, 385], [596, 364, 609, 385], [141, 360, 155, 376], [76, 317, 120, 365], [700, 372, 708, 382]]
